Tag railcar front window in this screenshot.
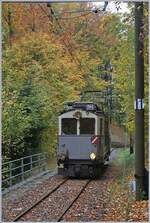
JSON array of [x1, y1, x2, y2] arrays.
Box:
[[62, 118, 77, 135], [80, 118, 95, 135]]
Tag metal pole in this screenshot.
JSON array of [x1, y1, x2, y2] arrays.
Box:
[[38, 154, 41, 172], [21, 158, 24, 181], [30, 156, 33, 175], [134, 2, 145, 200], [130, 133, 133, 154], [9, 162, 12, 187]]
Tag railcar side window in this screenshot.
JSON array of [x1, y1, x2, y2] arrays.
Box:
[[100, 118, 103, 135], [80, 118, 95, 135], [61, 118, 77, 135]]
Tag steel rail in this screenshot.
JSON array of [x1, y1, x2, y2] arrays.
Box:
[[57, 179, 91, 222], [13, 178, 68, 222]]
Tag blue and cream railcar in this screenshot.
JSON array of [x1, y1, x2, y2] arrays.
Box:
[[57, 102, 111, 177]]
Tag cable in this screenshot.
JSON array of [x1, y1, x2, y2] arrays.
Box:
[[56, 8, 98, 15], [38, 4, 53, 23], [55, 2, 109, 16], [38, 3, 98, 74], [57, 9, 93, 14], [56, 12, 91, 20], [47, 3, 82, 67]]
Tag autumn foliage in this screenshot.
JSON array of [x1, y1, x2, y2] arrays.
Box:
[[2, 3, 148, 160]]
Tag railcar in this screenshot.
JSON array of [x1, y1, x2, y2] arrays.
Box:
[[57, 102, 111, 177]]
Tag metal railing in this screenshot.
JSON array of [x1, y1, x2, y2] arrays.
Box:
[[2, 153, 48, 191]]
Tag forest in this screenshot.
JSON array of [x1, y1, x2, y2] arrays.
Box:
[[2, 2, 148, 161]]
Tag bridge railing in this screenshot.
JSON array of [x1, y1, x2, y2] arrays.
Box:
[[2, 153, 48, 191]]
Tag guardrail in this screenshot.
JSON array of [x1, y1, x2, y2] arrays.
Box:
[[2, 153, 48, 191]]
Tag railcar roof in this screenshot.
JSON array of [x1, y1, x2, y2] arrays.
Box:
[[59, 101, 105, 116], [59, 109, 104, 116]]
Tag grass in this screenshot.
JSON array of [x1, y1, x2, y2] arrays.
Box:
[[112, 148, 135, 188], [115, 148, 134, 169], [105, 148, 148, 222]]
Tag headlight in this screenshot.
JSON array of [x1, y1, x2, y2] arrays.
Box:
[[90, 153, 96, 160]]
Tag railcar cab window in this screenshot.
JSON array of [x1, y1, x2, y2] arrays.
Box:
[[80, 118, 95, 135], [61, 118, 77, 135]]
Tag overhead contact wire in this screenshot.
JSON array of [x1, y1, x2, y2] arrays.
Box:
[[47, 4, 81, 67]]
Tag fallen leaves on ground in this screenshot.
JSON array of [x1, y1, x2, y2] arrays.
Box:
[[101, 174, 148, 222], [128, 200, 148, 222]]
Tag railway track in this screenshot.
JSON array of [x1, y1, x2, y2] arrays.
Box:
[[13, 178, 91, 222], [13, 178, 68, 222], [57, 179, 91, 222]]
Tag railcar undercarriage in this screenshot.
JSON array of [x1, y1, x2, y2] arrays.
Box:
[[58, 160, 104, 178]]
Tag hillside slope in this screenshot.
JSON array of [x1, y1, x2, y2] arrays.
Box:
[[110, 122, 129, 147]]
